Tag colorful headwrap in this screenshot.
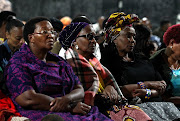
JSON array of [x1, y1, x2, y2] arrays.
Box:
[[104, 12, 139, 44], [59, 22, 89, 50]]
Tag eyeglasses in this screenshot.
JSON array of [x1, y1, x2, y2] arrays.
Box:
[[77, 33, 98, 41], [32, 30, 57, 36]]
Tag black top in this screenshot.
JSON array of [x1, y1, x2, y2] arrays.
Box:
[[150, 48, 173, 94], [100, 44, 162, 86], [0, 44, 12, 71], [0, 42, 12, 93]]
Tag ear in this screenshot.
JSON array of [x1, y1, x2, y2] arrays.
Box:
[[169, 39, 175, 46], [28, 34, 34, 43], [6, 31, 10, 39], [113, 39, 118, 45]]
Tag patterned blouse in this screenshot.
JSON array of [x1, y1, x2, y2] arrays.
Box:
[[4, 44, 111, 121]]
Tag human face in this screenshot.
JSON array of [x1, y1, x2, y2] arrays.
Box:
[[75, 25, 97, 56], [113, 26, 136, 56], [30, 20, 55, 51], [6, 26, 24, 51], [171, 43, 180, 61]]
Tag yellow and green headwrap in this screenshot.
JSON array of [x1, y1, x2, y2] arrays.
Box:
[[104, 12, 139, 44]]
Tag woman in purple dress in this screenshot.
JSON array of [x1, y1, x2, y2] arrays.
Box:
[[4, 16, 111, 121]]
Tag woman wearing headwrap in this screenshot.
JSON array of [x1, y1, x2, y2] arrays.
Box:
[[100, 12, 166, 103], [4, 16, 111, 121], [58, 22, 126, 111]]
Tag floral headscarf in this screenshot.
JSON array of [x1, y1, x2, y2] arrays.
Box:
[[104, 12, 139, 45]]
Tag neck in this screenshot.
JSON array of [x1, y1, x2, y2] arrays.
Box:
[[7, 40, 17, 53], [121, 53, 132, 62], [166, 53, 180, 70], [30, 45, 47, 62], [75, 49, 91, 60], [118, 50, 128, 58]]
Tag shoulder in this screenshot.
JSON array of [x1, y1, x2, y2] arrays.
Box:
[[0, 44, 7, 52], [150, 48, 166, 68], [150, 48, 165, 61]]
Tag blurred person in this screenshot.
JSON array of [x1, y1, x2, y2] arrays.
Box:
[[0, 11, 16, 43], [92, 16, 105, 35], [49, 17, 63, 55], [153, 19, 172, 48], [0, 16, 24, 71], [0, 0, 12, 12], [148, 40, 159, 57], [141, 17, 152, 30], [141, 17, 161, 47], [0, 17, 24, 93], [4, 16, 111, 121], [60, 16, 72, 29], [134, 24, 153, 58], [100, 12, 166, 103]]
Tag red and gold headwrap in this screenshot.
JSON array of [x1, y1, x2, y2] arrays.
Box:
[[104, 12, 139, 45]]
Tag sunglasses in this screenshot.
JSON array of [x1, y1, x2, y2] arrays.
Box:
[[77, 33, 99, 41]]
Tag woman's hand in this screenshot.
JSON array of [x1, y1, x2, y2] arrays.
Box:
[[103, 85, 119, 103], [145, 81, 166, 94], [132, 89, 146, 98], [49, 95, 71, 112], [72, 102, 91, 115]]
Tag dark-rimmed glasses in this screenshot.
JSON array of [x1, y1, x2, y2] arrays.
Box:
[[32, 30, 57, 36], [77, 33, 98, 41]]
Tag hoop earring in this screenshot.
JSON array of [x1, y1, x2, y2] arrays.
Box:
[[75, 45, 79, 50]]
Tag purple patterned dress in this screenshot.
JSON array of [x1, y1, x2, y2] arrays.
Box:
[[4, 44, 111, 121]]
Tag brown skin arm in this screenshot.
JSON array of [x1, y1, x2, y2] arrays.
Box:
[[15, 84, 84, 112], [164, 97, 180, 106], [49, 84, 84, 112], [162, 93, 180, 106], [132, 89, 159, 98], [15, 89, 54, 110], [120, 82, 164, 98]]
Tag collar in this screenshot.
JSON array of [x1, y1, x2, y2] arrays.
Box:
[[3, 39, 12, 54]]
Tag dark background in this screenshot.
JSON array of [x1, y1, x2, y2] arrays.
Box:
[[9, 0, 180, 30]]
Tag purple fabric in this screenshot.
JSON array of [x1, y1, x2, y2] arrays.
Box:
[[4, 44, 111, 121], [59, 22, 89, 50]]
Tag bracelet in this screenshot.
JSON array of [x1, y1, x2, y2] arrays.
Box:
[[145, 89, 151, 99], [137, 81, 146, 89]]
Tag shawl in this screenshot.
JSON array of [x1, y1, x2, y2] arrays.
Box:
[[64, 48, 115, 92]]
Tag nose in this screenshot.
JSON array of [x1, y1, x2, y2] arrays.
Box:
[[47, 32, 55, 38], [90, 38, 97, 43], [129, 37, 135, 43]]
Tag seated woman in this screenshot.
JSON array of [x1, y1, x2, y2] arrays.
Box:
[[150, 24, 180, 108], [58, 22, 125, 110], [4, 17, 111, 121], [100, 12, 166, 103]]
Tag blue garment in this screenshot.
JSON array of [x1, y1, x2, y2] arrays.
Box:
[[0, 40, 13, 70], [171, 69, 180, 96]]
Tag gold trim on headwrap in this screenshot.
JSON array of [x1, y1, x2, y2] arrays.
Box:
[[104, 12, 139, 45]]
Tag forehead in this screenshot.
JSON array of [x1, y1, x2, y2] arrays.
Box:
[[35, 20, 53, 30], [121, 26, 135, 34], [80, 25, 95, 34], [9, 26, 23, 34]]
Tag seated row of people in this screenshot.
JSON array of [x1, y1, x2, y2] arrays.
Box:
[[0, 10, 180, 120]]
